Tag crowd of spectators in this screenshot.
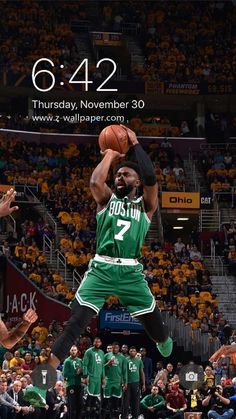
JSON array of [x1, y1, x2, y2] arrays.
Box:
[[1, 1, 236, 87], [100, 1, 236, 84], [199, 146, 236, 200], [0, 1, 91, 86], [197, 144, 236, 273], [129, 116, 191, 139], [1, 217, 78, 304], [2, 328, 236, 418]]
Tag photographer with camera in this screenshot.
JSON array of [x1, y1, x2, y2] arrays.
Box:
[[202, 384, 234, 418]]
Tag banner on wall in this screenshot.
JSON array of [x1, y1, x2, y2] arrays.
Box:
[[4, 261, 71, 325], [4, 261, 99, 333], [162, 192, 200, 209], [99, 310, 143, 331]]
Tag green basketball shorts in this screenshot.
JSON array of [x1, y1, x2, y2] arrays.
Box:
[[87, 378, 102, 397], [75, 254, 155, 317], [104, 381, 122, 398]]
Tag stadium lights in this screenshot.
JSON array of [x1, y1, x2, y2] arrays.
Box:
[[173, 226, 184, 229], [177, 217, 189, 221]]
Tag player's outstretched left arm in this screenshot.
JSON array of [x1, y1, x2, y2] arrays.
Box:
[[0, 308, 38, 349], [0, 188, 19, 217], [121, 125, 158, 220]]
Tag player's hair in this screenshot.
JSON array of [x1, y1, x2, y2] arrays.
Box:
[[112, 341, 119, 346], [129, 346, 137, 350], [116, 161, 141, 178]]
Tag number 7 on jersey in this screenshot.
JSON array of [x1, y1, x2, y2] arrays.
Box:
[[114, 219, 131, 241]]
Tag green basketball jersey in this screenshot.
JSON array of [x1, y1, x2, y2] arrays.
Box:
[[127, 356, 144, 383], [83, 347, 105, 380], [104, 352, 128, 384], [63, 356, 83, 386], [96, 194, 150, 258]]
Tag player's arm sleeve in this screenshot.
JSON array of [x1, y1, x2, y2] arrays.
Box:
[[133, 144, 156, 186], [133, 144, 158, 213]]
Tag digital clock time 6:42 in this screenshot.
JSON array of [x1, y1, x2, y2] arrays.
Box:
[[32, 58, 118, 92]]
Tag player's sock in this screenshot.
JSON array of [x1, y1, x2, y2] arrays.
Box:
[[156, 337, 173, 357]]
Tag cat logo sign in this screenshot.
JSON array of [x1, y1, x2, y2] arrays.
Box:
[[162, 192, 200, 209]]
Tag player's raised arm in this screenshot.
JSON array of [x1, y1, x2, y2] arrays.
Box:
[[90, 149, 125, 210], [0, 309, 38, 349], [0, 189, 19, 217], [121, 126, 158, 219]]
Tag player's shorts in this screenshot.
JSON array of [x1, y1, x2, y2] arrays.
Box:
[[75, 254, 155, 317], [87, 378, 102, 397], [104, 381, 122, 398]]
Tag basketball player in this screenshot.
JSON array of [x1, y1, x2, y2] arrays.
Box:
[[49, 126, 173, 368], [0, 188, 38, 347]]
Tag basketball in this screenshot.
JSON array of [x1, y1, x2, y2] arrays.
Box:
[[98, 125, 130, 154]]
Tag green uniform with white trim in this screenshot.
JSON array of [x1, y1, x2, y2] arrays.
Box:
[[104, 352, 128, 398], [75, 194, 155, 316], [127, 356, 144, 383], [83, 347, 105, 397], [63, 355, 83, 386]]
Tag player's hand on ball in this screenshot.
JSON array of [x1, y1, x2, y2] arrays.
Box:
[[100, 149, 125, 159], [23, 309, 38, 324], [120, 125, 139, 146]]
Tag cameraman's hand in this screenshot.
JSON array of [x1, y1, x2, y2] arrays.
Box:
[[215, 391, 220, 398]]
